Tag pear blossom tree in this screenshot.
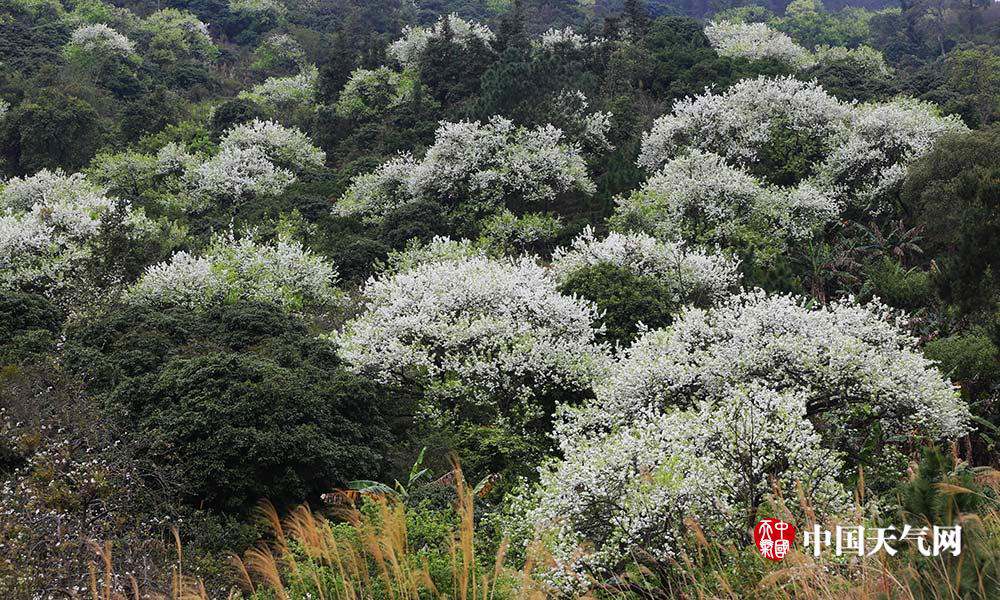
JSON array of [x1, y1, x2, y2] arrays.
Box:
[[518, 289, 971, 587], [127, 233, 339, 310], [551, 226, 741, 308], [65, 24, 137, 59], [388, 14, 495, 71], [1, 170, 155, 301], [217, 119, 325, 172], [335, 239, 609, 433], [705, 20, 815, 69], [238, 64, 318, 111], [336, 117, 594, 222], [334, 67, 409, 119]]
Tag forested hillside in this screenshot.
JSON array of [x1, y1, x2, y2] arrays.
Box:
[[2, 0, 1000, 597]]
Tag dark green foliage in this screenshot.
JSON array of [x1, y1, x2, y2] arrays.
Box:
[[378, 200, 454, 249], [559, 263, 679, 347], [0, 291, 62, 365], [862, 258, 933, 312], [925, 332, 1000, 387], [905, 127, 1000, 313], [0, 91, 103, 175], [210, 97, 268, 139], [65, 303, 395, 513]]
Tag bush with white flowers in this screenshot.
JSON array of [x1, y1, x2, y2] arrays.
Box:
[[388, 14, 494, 70], [239, 64, 318, 110], [0, 99, 9, 122], [127, 233, 338, 310], [535, 27, 599, 52], [336, 116, 594, 221], [218, 119, 325, 172], [638, 76, 850, 174], [705, 20, 815, 69], [813, 44, 893, 78], [551, 226, 741, 307], [518, 289, 970, 587], [334, 67, 408, 119], [526, 383, 850, 590], [636, 76, 965, 222], [185, 145, 295, 202], [335, 242, 608, 426], [815, 98, 967, 211], [66, 24, 137, 58], [612, 150, 838, 250], [572, 290, 970, 443], [1, 170, 153, 299], [140, 9, 217, 62]]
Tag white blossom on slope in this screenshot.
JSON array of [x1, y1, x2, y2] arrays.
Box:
[[127, 234, 338, 310], [705, 20, 815, 69], [815, 98, 967, 211], [218, 119, 325, 172], [239, 64, 318, 110], [336, 116, 594, 221], [0, 170, 152, 299], [527, 383, 849, 590], [335, 247, 609, 425], [388, 14, 495, 70], [572, 289, 970, 443], [185, 145, 295, 202], [550, 226, 740, 307], [0, 99, 9, 122], [612, 150, 838, 247], [638, 76, 850, 173], [67, 24, 137, 57]]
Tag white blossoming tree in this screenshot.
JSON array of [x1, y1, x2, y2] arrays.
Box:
[[1, 170, 155, 301], [551, 226, 741, 308], [127, 233, 339, 311], [336, 239, 608, 437], [139, 9, 218, 64], [388, 14, 495, 70], [635, 76, 966, 228], [336, 116, 594, 222], [705, 20, 815, 69], [517, 289, 971, 587], [238, 64, 318, 111], [65, 24, 137, 59], [217, 119, 325, 172], [612, 150, 838, 255], [334, 67, 410, 119]]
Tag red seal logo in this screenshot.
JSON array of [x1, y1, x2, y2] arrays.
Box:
[[754, 518, 796, 561]]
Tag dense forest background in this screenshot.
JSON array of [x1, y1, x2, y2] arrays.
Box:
[[2, 0, 1000, 597]]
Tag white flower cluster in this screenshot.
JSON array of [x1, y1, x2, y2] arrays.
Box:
[[184, 120, 323, 203], [535, 27, 603, 51], [229, 0, 285, 17], [127, 233, 339, 310], [705, 20, 815, 69], [0, 99, 9, 122], [814, 44, 893, 78], [634, 76, 966, 229], [218, 118, 325, 171], [388, 14, 495, 70], [576, 289, 971, 440], [239, 64, 318, 110], [815, 98, 967, 210], [523, 289, 971, 584], [0, 170, 151, 298], [638, 76, 850, 173], [67, 24, 137, 57], [527, 384, 849, 589], [334, 67, 406, 119], [336, 116, 594, 222], [551, 226, 741, 306], [336, 243, 608, 423], [613, 150, 837, 247]]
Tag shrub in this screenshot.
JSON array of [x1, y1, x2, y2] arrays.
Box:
[[66, 303, 395, 513]]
